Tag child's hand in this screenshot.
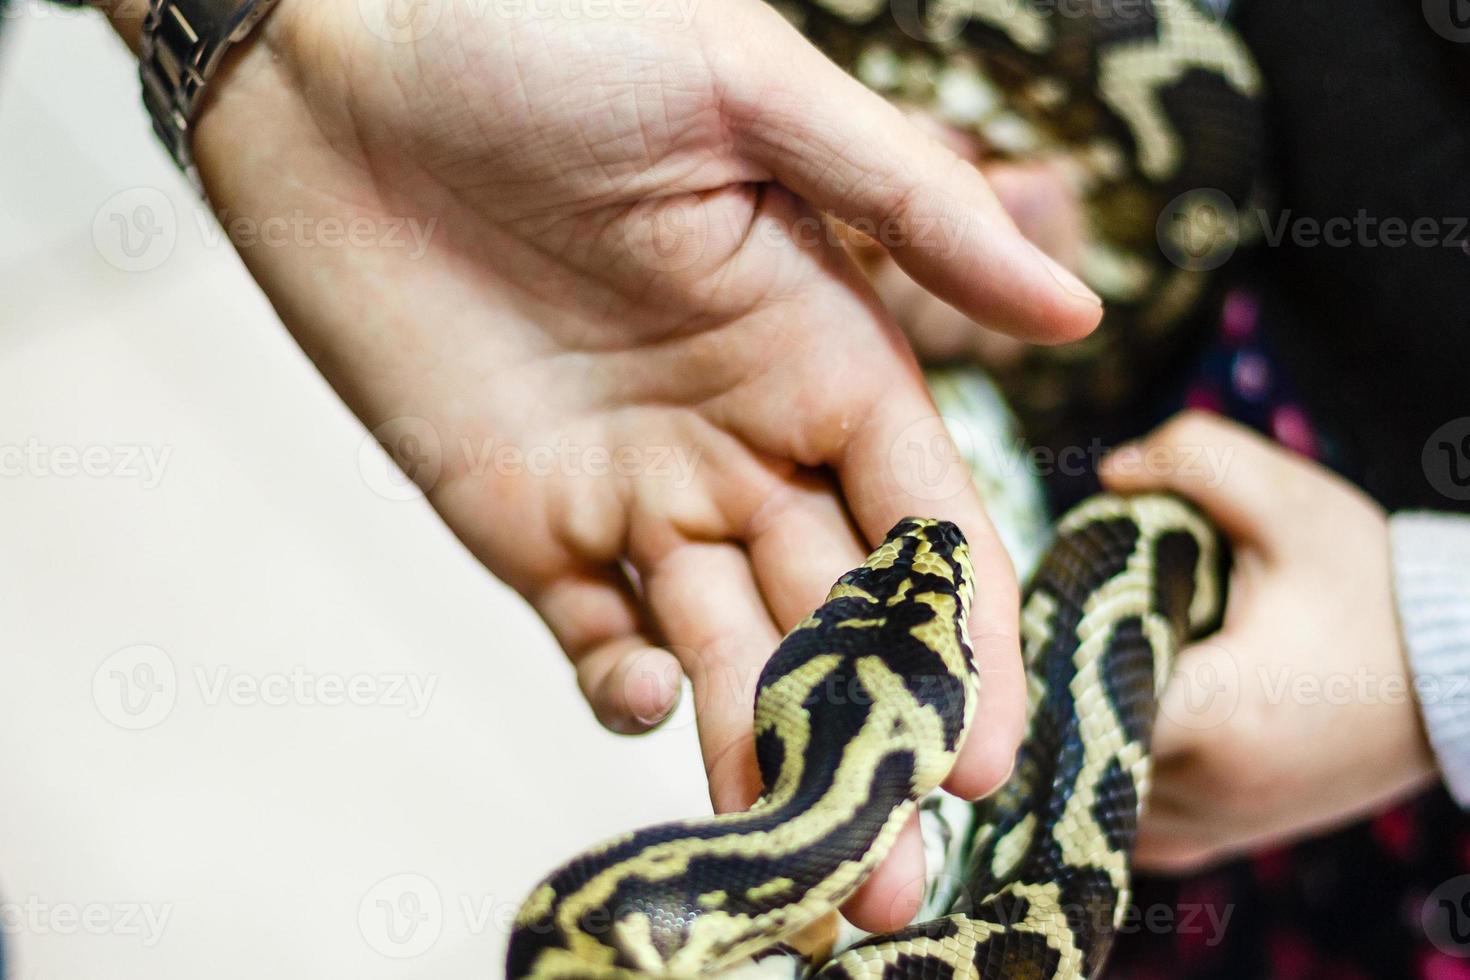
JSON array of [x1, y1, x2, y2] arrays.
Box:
[[1101, 411, 1439, 871]]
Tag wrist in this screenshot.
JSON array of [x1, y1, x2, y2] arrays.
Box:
[[96, 0, 150, 49], [101, 0, 303, 186]]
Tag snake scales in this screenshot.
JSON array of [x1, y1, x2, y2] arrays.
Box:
[[509, 0, 1251, 974], [795, 0, 1264, 441], [508, 494, 1223, 978]]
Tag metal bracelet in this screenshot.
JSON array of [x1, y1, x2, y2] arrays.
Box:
[[138, 0, 280, 187]]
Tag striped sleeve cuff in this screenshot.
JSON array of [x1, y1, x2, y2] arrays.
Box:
[[1391, 511, 1470, 806]]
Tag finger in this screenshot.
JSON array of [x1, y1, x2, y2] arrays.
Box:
[[847, 160, 1078, 367], [721, 6, 1103, 344], [535, 569, 682, 734], [903, 109, 987, 162], [576, 640, 685, 735], [841, 809, 927, 932], [642, 542, 782, 813], [745, 476, 869, 631], [981, 159, 1086, 273], [860, 245, 1026, 367], [1099, 409, 1304, 554], [837, 393, 1025, 800], [746, 486, 956, 929]]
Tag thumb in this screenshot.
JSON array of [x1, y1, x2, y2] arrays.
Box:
[[716, 4, 1103, 344], [1099, 410, 1303, 555]]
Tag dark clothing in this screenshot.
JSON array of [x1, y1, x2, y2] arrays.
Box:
[[1107, 0, 1470, 975], [1230, 0, 1470, 511]]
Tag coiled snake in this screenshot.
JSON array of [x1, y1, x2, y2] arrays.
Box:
[[509, 0, 1251, 972], [796, 0, 1263, 441], [508, 494, 1223, 978]]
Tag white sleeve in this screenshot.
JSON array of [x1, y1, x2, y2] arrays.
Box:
[[1391, 511, 1470, 806]]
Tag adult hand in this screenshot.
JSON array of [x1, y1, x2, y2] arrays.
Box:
[[1101, 411, 1438, 871], [106, 0, 1102, 928], [842, 113, 1087, 367]]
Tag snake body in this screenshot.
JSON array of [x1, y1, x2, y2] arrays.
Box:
[[792, 0, 1263, 440], [508, 518, 979, 977], [815, 494, 1222, 978], [509, 494, 1223, 978], [511, 0, 1248, 972]]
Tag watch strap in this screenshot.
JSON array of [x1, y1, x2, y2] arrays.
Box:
[[139, 0, 280, 186]]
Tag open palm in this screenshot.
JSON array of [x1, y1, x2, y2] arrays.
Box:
[[187, 0, 1100, 928]]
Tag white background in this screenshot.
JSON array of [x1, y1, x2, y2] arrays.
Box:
[[0, 4, 707, 976]]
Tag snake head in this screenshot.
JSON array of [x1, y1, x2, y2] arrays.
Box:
[[837, 518, 974, 614]]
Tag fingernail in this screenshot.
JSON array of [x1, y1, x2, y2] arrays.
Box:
[[609, 650, 681, 734], [607, 715, 643, 736], [1031, 242, 1101, 306], [630, 679, 679, 730], [608, 701, 673, 735], [634, 702, 675, 729]]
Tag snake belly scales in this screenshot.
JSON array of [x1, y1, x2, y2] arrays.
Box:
[[507, 494, 1224, 978], [508, 0, 1249, 975]]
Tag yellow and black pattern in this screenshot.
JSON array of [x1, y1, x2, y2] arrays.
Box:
[[508, 495, 1222, 979], [508, 0, 1244, 967], [784, 0, 1264, 439], [813, 493, 1222, 979], [507, 519, 979, 978]]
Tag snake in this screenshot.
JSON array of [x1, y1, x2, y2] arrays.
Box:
[[507, 492, 1224, 978], [509, 0, 1251, 971], [792, 0, 1263, 444]]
